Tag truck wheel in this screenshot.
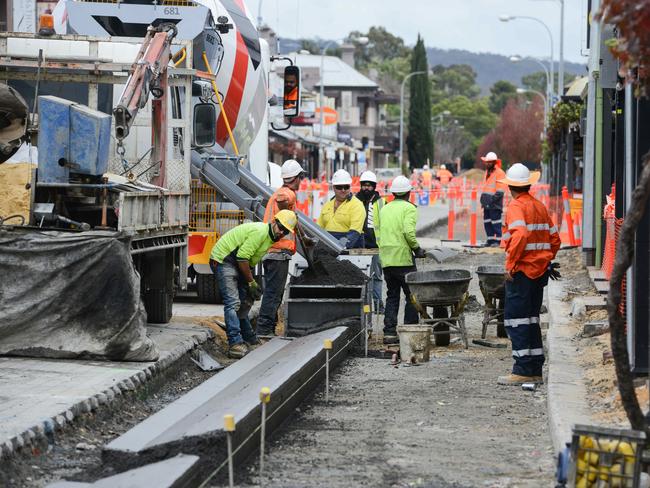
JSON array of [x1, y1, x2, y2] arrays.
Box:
[[197, 273, 222, 304], [497, 322, 508, 338], [144, 289, 173, 324]]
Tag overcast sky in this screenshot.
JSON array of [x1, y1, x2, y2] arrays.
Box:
[[255, 0, 588, 63]]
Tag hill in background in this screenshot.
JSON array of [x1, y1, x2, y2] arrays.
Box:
[[278, 37, 586, 94]]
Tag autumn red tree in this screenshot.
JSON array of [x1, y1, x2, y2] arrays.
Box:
[[476, 96, 544, 168]]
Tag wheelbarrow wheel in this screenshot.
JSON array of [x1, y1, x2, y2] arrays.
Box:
[[497, 322, 507, 338], [434, 323, 451, 346], [432, 306, 450, 347]]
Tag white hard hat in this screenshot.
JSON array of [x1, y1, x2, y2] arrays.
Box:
[[423, 164, 429, 170], [359, 170, 377, 184], [499, 163, 541, 187], [281, 159, 305, 179], [440, 164, 446, 170], [481, 151, 498, 162], [389, 175, 412, 194], [331, 169, 352, 186]]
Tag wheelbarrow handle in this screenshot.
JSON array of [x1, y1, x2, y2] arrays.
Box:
[[410, 294, 431, 320]]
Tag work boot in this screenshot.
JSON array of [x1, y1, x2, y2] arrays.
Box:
[[377, 301, 385, 315], [383, 334, 399, 345], [245, 337, 263, 350], [497, 374, 543, 386], [228, 343, 249, 359]]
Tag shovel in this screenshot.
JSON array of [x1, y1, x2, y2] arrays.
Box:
[[297, 228, 318, 269]]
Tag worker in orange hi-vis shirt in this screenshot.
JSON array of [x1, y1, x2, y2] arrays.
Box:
[[421, 163, 433, 189], [479, 151, 507, 247], [257, 159, 313, 337], [436, 164, 453, 186], [497, 163, 562, 387]]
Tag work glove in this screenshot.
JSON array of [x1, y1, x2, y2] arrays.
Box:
[[413, 247, 427, 259], [548, 262, 562, 281], [248, 280, 263, 301]]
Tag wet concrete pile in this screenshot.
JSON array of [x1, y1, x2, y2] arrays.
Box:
[[293, 245, 368, 286]]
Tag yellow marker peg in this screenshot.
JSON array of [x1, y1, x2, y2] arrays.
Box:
[[224, 414, 235, 432], [363, 304, 370, 313], [260, 387, 271, 404], [323, 339, 333, 350]]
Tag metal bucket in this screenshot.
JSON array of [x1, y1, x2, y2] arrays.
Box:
[[476, 265, 505, 298], [405, 269, 472, 306]]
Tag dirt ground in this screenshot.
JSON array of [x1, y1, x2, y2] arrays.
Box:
[[553, 248, 650, 428], [230, 249, 556, 488], [1, 336, 231, 488]]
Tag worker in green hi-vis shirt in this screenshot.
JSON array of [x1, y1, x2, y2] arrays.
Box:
[[209, 210, 298, 359]]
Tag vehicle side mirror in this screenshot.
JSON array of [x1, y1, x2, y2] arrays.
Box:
[[282, 65, 301, 118], [193, 103, 216, 147]]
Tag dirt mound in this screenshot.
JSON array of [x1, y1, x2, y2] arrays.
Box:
[[460, 168, 485, 184], [0, 163, 33, 224], [293, 245, 367, 286]]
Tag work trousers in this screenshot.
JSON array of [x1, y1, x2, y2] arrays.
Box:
[[257, 258, 290, 335], [483, 207, 503, 246], [370, 254, 383, 311], [504, 271, 547, 377], [211, 261, 257, 346], [383, 265, 419, 335]]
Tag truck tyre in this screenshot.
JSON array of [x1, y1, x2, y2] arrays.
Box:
[[144, 289, 173, 324], [197, 273, 222, 304]]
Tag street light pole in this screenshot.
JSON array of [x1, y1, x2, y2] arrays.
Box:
[[529, 0, 564, 96], [510, 55, 551, 128], [517, 87, 548, 139], [500, 15, 555, 100], [399, 70, 427, 168]]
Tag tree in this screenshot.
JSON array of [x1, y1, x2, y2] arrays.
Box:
[[430, 64, 481, 104], [477, 97, 544, 166], [488, 80, 518, 114], [522, 71, 548, 95], [406, 35, 433, 167], [431, 96, 498, 164], [349, 26, 411, 70]]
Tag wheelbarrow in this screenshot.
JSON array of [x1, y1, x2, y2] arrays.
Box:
[[476, 265, 507, 339], [406, 269, 472, 348]]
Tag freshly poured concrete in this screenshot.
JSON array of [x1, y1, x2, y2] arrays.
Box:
[[0, 321, 213, 458], [103, 327, 351, 475], [46, 454, 199, 487]]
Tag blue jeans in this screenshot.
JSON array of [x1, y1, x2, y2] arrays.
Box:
[[257, 257, 290, 335], [212, 261, 257, 346], [504, 271, 547, 376]]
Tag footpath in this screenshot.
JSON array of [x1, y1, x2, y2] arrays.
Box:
[[416, 202, 448, 236]]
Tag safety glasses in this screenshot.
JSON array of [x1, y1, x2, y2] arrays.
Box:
[[334, 185, 350, 191]]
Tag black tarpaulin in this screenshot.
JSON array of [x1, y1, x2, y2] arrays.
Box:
[[0, 228, 158, 361]]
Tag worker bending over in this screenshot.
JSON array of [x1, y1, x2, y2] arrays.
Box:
[[356, 170, 386, 313], [318, 169, 366, 248], [479, 151, 507, 247], [258, 160, 311, 337], [210, 210, 298, 358], [497, 164, 561, 386], [377, 175, 426, 344]]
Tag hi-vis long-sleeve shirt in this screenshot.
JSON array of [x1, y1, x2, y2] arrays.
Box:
[[501, 192, 561, 279]]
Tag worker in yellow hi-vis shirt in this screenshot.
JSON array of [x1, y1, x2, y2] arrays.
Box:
[[317, 169, 366, 248]]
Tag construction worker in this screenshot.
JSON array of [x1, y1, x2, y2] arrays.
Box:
[[317, 169, 366, 248], [356, 170, 385, 313], [497, 163, 561, 386], [209, 210, 298, 358], [479, 151, 507, 247], [436, 164, 453, 186], [257, 159, 310, 338], [376, 175, 426, 344], [421, 163, 433, 190]]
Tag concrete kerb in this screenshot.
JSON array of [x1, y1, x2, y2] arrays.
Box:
[[0, 328, 214, 463], [416, 212, 449, 237], [546, 279, 592, 455]]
